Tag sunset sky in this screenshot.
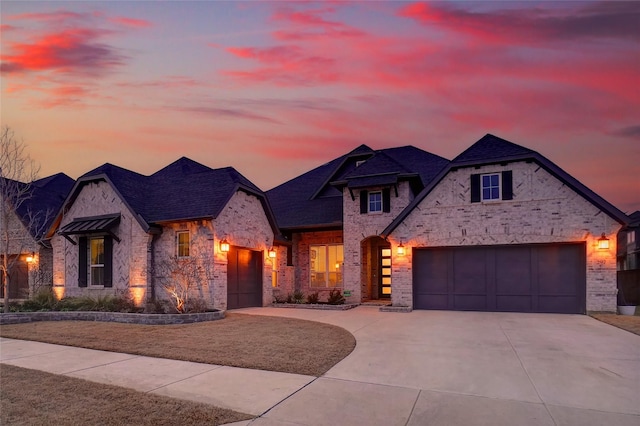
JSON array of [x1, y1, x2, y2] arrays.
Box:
[[1, 1, 638, 213]]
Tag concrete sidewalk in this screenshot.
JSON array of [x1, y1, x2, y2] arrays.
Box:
[[0, 337, 315, 419], [2, 307, 640, 426]]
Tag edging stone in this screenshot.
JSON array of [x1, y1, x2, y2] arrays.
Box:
[[0, 310, 225, 325], [379, 305, 412, 313], [272, 303, 359, 311]]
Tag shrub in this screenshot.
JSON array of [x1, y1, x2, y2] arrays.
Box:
[[327, 289, 345, 305], [306, 292, 320, 304], [292, 290, 305, 304], [273, 293, 288, 304], [184, 298, 208, 313], [145, 299, 169, 314], [285, 293, 294, 304]]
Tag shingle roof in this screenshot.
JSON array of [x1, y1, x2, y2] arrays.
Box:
[[452, 133, 535, 165], [70, 157, 272, 230], [267, 145, 449, 230], [7, 173, 75, 240], [382, 134, 629, 237]]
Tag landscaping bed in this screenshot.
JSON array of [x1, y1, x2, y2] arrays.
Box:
[[0, 310, 223, 325], [591, 312, 640, 336], [272, 302, 359, 311]]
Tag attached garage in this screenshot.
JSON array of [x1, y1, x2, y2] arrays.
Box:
[[413, 243, 586, 314], [227, 246, 263, 310]]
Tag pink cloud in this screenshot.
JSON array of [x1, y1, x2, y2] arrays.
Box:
[[1, 27, 124, 75], [109, 16, 153, 28]]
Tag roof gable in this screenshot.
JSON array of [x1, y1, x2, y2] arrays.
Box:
[[382, 135, 628, 237], [452, 134, 535, 165]]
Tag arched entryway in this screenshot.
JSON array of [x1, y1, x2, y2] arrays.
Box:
[[360, 236, 391, 301]]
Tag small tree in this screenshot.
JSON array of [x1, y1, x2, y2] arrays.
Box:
[[1, 126, 47, 312], [156, 256, 206, 313]]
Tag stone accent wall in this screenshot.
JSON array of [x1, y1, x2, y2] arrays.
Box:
[[213, 190, 275, 309], [342, 182, 412, 303], [389, 161, 622, 311], [51, 181, 149, 302], [292, 230, 344, 301]]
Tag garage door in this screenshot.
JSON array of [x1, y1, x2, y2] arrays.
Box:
[[227, 246, 263, 310], [0, 256, 29, 299], [413, 243, 586, 314]]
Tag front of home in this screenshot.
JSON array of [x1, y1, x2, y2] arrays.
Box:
[[51, 158, 278, 311], [1, 173, 74, 300], [268, 135, 627, 313]]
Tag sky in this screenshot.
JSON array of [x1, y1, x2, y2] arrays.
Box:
[[1, 1, 638, 213]]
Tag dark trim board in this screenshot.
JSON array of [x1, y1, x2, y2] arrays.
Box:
[[412, 242, 586, 314]]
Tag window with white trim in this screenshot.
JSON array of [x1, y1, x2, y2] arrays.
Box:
[[177, 231, 190, 258], [481, 173, 501, 201], [89, 237, 105, 286], [368, 191, 382, 213], [310, 244, 343, 287]]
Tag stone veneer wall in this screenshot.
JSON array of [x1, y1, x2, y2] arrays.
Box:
[[212, 190, 275, 309], [389, 161, 622, 312], [342, 181, 413, 303], [52, 181, 150, 301]]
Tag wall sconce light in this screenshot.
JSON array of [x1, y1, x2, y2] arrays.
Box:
[[220, 239, 230, 253], [335, 262, 341, 269], [397, 242, 405, 256], [26, 252, 35, 263], [597, 233, 610, 250], [268, 247, 276, 259]]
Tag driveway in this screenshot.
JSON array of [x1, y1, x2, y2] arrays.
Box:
[[237, 306, 640, 426]]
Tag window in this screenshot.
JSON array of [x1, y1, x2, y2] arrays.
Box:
[[177, 231, 190, 257], [471, 171, 513, 203], [310, 244, 344, 287], [90, 237, 105, 286], [629, 231, 636, 245], [482, 173, 501, 201], [360, 189, 391, 214], [369, 191, 382, 213]]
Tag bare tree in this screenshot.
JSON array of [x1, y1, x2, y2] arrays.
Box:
[[0, 126, 44, 312], [155, 256, 206, 313]]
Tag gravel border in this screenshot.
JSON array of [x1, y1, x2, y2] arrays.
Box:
[[0, 310, 224, 325]]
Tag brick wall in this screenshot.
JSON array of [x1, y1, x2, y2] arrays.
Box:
[[213, 190, 275, 309], [292, 230, 343, 301], [389, 161, 622, 311], [51, 181, 149, 301], [342, 181, 412, 303]]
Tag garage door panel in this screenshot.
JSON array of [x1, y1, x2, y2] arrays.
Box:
[[413, 243, 585, 314], [453, 249, 487, 294], [496, 296, 532, 312], [454, 295, 487, 311], [415, 294, 448, 310], [227, 247, 263, 310], [495, 246, 532, 295], [413, 249, 449, 294]]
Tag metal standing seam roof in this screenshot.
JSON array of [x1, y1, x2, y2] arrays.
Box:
[[59, 214, 121, 235]]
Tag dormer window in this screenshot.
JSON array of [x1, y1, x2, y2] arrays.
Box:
[[369, 191, 382, 213], [360, 189, 391, 214]]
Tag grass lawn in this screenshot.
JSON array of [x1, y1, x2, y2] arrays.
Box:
[[0, 313, 356, 376], [1, 364, 253, 426], [591, 310, 640, 336]]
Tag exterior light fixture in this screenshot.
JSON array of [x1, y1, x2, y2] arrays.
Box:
[[26, 252, 35, 263], [397, 242, 406, 256], [597, 233, 609, 250], [220, 239, 230, 253], [268, 248, 277, 259]]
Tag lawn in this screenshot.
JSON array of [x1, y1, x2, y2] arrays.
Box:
[[1, 364, 253, 426], [0, 313, 356, 376], [591, 312, 640, 336]]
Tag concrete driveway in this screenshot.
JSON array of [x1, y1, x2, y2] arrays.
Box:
[[237, 306, 640, 426]]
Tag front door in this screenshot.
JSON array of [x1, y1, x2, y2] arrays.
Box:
[[378, 247, 392, 298]]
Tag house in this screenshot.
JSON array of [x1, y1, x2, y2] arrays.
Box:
[[268, 135, 628, 313], [50, 157, 278, 310], [1, 173, 74, 299]]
